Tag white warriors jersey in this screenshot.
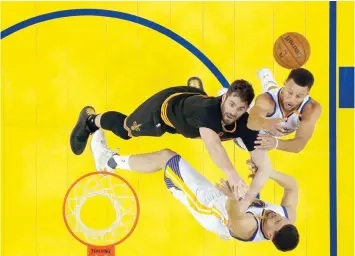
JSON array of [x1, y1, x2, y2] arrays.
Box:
[[164, 155, 289, 242], [258, 87, 311, 136], [230, 199, 289, 242], [218, 87, 310, 136]]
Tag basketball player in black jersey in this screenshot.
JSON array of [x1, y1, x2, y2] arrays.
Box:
[[70, 80, 272, 202]]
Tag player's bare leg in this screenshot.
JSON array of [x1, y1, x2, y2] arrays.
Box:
[[90, 129, 175, 173]]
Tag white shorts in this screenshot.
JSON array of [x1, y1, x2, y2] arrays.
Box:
[[164, 155, 231, 240]]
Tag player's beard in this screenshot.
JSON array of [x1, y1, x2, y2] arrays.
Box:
[[221, 102, 237, 125]]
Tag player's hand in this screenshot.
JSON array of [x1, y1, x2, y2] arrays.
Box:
[[227, 172, 248, 198], [254, 134, 278, 150], [261, 118, 287, 137], [246, 159, 258, 178], [216, 178, 248, 200]]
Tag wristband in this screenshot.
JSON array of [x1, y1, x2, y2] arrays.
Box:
[[274, 137, 279, 149]]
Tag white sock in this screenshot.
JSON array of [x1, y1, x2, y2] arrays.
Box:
[[109, 155, 131, 170], [263, 82, 279, 92], [261, 75, 279, 93]]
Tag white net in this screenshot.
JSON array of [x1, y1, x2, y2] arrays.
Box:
[[64, 173, 139, 246]]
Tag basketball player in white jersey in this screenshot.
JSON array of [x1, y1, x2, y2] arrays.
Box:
[[248, 68, 322, 152], [218, 68, 322, 153], [90, 130, 299, 252]]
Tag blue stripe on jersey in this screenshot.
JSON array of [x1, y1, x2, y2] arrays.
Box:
[[164, 155, 183, 191], [299, 97, 312, 121], [281, 206, 289, 219], [265, 91, 277, 117], [260, 210, 269, 240]]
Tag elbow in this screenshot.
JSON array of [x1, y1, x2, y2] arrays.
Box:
[[292, 148, 302, 153], [290, 178, 299, 191], [293, 144, 306, 153], [292, 138, 308, 153]]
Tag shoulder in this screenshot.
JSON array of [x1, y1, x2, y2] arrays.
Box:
[[301, 98, 322, 121], [229, 213, 259, 240], [256, 92, 275, 105], [253, 93, 275, 112], [238, 113, 258, 132], [283, 206, 297, 224], [199, 96, 222, 113], [236, 113, 259, 151]]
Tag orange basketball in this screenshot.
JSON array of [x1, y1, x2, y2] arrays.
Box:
[[273, 32, 311, 69]]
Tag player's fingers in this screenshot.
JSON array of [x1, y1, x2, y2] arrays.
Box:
[[275, 125, 286, 132], [216, 183, 225, 191], [220, 178, 227, 185], [254, 140, 263, 145], [225, 180, 234, 191], [236, 185, 243, 199], [239, 186, 247, 198], [254, 141, 269, 148], [246, 159, 253, 164], [270, 130, 284, 137], [254, 145, 271, 150], [216, 183, 230, 195], [256, 135, 273, 141], [246, 159, 256, 167], [248, 165, 256, 171], [247, 164, 256, 170], [257, 134, 272, 139]]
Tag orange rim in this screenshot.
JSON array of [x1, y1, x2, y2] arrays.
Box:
[[62, 171, 140, 247]]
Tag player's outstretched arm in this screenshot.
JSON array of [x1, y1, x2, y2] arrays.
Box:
[[247, 160, 298, 223], [276, 102, 322, 153], [247, 94, 278, 131], [242, 149, 273, 205], [270, 171, 298, 223], [216, 179, 257, 236], [199, 127, 247, 192]]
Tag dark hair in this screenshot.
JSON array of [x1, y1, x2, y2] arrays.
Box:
[[272, 224, 299, 252], [287, 68, 314, 89], [226, 79, 255, 105]]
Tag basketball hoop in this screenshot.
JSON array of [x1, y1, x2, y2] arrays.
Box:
[[63, 171, 140, 256]]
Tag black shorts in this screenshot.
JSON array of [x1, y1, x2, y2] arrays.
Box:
[[124, 86, 205, 137]]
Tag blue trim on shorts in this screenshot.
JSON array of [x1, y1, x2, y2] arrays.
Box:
[[164, 155, 183, 191]]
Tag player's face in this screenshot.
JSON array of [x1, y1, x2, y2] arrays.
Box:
[[281, 79, 310, 112], [263, 210, 292, 236], [221, 94, 249, 125]]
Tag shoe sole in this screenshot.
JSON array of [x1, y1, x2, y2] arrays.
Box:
[[187, 77, 204, 91]]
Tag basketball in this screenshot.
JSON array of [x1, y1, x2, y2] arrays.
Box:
[[273, 32, 311, 69]]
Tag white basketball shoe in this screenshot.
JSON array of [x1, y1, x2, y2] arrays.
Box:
[[90, 129, 118, 173], [257, 68, 279, 92]]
